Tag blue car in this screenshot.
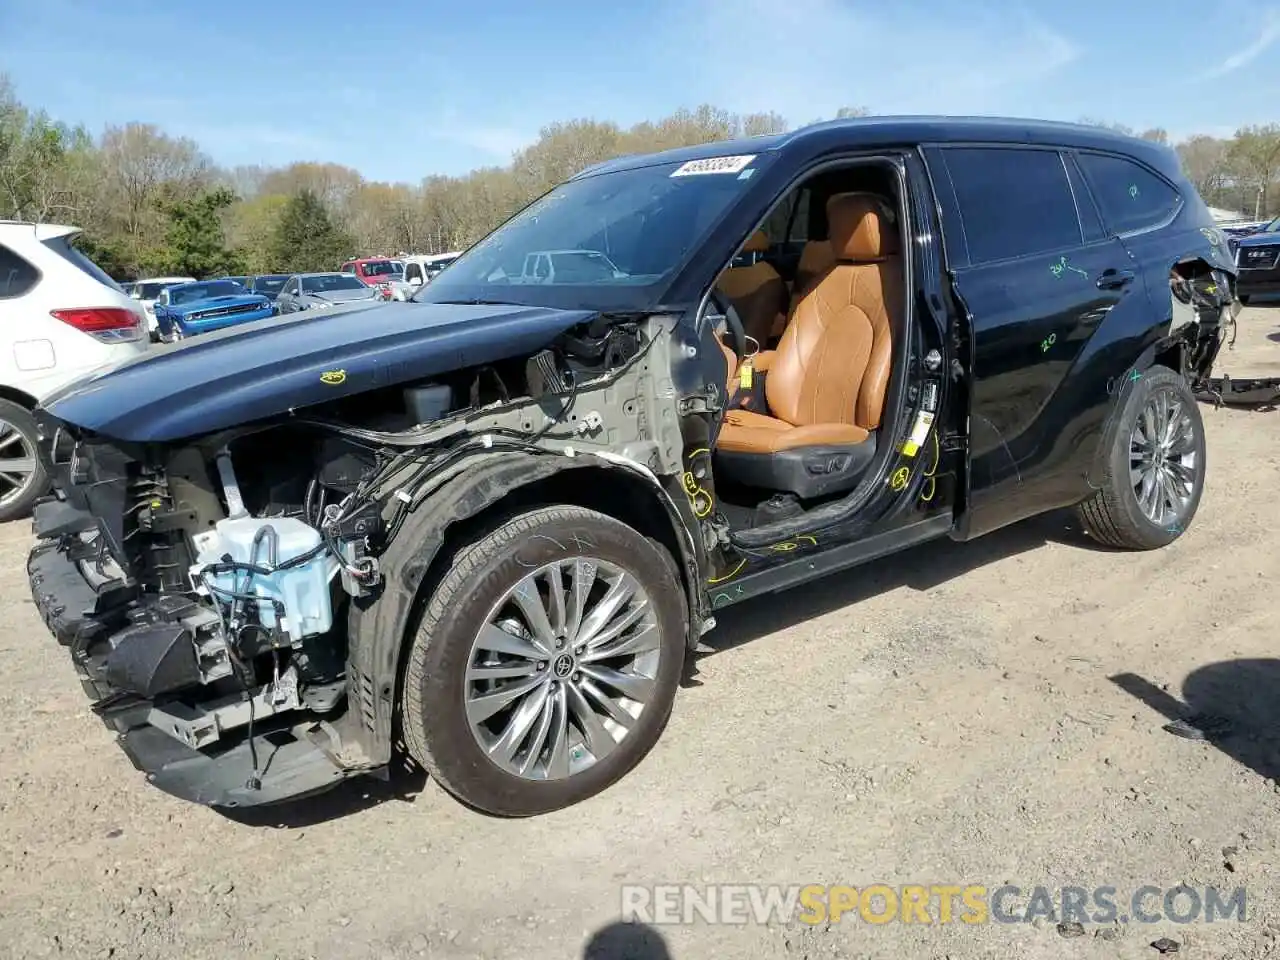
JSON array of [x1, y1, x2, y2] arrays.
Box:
[[153, 279, 276, 342]]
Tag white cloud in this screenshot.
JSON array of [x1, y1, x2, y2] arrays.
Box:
[[664, 0, 1080, 122], [1200, 7, 1280, 77]]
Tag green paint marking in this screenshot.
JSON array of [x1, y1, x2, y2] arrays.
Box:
[[1049, 256, 1088, 280], [1129, 368, 1143, 382]]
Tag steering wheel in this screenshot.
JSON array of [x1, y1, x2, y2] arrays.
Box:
[[709, 291, 747, 360]]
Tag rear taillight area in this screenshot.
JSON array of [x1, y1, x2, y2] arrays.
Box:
[[50, 307, 143, 344]]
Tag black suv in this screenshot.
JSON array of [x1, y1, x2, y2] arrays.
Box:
[[1231, 214, 1280, 303], [28, 117, 1238, 817]]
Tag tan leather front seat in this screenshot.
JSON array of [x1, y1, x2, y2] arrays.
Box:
[[715, 230, 787, 347], [791, 239, 836, 309], [713, 193, 900, 497]]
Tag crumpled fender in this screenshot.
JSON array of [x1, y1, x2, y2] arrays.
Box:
[[343, 450, 704, 765]]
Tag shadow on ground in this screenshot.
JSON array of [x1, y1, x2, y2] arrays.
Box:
[[1112, 660, 1280, 785], [583, 921, 673, 959], [684, 507, 1105, 682], [224, 508, 1105, 828]]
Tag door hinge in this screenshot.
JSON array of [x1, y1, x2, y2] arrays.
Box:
[[678, 386, 723, 416]]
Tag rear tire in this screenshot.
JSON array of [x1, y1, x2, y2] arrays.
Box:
[[0, 400, 48, 523], [1076, 365, 1206, 550], [400, 505, 688, 816]]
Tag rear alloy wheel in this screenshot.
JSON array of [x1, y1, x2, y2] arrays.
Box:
[[401, 505, 687, 816], [0, 400, 48, 523], [1077, 365, 1206, 549]]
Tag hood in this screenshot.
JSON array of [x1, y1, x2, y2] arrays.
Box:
[[40, 301, 597, 443], [168, 294, 270, 316], [1235, 230, 1280, 248]]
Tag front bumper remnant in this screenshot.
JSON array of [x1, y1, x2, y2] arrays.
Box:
[[27, 530, 369, 808], [1194, 375, 1280, 409]]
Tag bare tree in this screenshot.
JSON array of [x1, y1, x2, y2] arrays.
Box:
[[1177, 136, 1231, 198], [98, 123, 209, 239], [1227, 124, 1280, 219]]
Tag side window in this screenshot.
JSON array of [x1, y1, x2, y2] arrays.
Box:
[[943, 147, 1082, 265], [1064, 154, 1106, 243], [405, 262, 422, 282], [0, 245, 40, 299], [1076, 152, 1181, 235], [285, 280, 299, 296], [340, 263, 354, 274]]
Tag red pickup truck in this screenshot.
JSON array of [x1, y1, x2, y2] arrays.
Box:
[[339, 257, 403, 286]]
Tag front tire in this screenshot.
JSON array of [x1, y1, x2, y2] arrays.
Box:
[[0, 400, 49, 523], [1076, 365, 1206, 549], [401, 505, 687, 816]]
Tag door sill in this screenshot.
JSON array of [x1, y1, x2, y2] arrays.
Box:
[[708, 513, 954, 610]]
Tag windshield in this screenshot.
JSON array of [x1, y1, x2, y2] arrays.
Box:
[[170, 280, 247, 304], [137, 281, 178, 300], [302, 274, 369, 293], [1263, 216, 1280, 233], [361, 260, 401, 277], [418, 154, 771, 311], [252, 275, 290, 296]]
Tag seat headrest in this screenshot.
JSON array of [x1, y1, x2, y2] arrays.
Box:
[[827, 192, 898, 262], [742, 230, 770, 255]]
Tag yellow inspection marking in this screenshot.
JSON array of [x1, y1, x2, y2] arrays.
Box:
[[320, 369, 347, 385], [707, 558, 747, 584]]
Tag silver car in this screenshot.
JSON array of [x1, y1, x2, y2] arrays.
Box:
[[276, 272, 381, 314]]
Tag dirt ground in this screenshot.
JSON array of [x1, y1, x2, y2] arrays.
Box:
[[3, 306, 1280, 960]]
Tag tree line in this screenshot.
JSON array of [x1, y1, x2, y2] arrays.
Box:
[[2, 75, 1278, 281]]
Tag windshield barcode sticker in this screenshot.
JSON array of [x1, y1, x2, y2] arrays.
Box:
[[671, 155, 757, 177]]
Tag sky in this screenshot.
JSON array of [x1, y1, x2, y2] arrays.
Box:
[[1, 0, 1278, 185]]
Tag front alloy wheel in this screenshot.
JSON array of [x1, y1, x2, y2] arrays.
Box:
[[401, 505, 686, 816], [466, 557, 662, 780]]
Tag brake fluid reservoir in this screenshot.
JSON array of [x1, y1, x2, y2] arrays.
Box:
[[192, 517, 339, 639]]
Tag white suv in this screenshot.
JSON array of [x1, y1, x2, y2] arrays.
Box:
[[0, 221, 149, 520]]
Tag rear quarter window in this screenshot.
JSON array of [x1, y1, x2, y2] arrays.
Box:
[[1075, 152, 1182, 235], [0, 245, 41, 299], [942, 147, 1083, 265], [43, 236, 120, 290]]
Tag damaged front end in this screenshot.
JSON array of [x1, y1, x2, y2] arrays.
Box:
[[28, 429, 386, 807], [27, 310, 700, 808]]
